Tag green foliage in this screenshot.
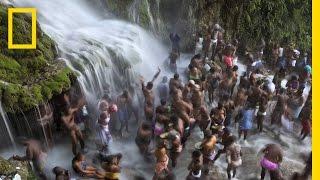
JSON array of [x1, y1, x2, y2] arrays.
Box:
[[0, 5, 76, 113], [235, 0, 311, 52]]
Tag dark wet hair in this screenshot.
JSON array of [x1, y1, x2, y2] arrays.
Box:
[[201, 75, 206, 81], [170, 115, 179, 124], [174, 73, 179, 79], [100, 112, 108, 120], [188, 64, 193, 70], [223, 127, 230, 135], [210, 68, 215, 73], [217, 102, 224, 109], [160, 99, 167, 105], [194, 54, 201, 59], [232, 65, 238, 71], [123, 90, 129, 98], [102, 94, 110, 100], [192, 150, 202, 159], [291, 75, 298, 81], [147, 82, 153, 89]]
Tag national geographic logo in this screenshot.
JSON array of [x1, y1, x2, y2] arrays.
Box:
[[8, 8, 37, 49]]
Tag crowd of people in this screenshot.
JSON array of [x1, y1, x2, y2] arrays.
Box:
[[11, 23, 312, 180]]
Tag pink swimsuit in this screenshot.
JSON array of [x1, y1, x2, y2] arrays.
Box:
[[260, 157, 278, 171]]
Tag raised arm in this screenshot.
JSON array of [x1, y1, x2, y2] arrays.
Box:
[[151, 67, 161, 83]]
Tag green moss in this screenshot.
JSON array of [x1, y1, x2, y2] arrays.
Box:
[[139, 0, 150, 28], [106, 0, 133, 19], [0, 157, 36, 179], [0, 5, 76, 113]]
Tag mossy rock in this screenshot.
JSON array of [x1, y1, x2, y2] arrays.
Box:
[[0, 4, 76, 113], [138, 0, 150, 28], [0, 156, 36, 179]]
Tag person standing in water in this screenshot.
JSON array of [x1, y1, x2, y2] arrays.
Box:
[[226, 136, 242, 179], [157, 76, 169, 102], [260, 144, 284, 180], [117, 90, 132, 137], [236, 104, 255, 141], [200, 130, 217, 175], [170, 33, 181, 53], [135, 122, 153, 156], [61, 99, 86, 155], [141, 67, 161, 122], [96, 106, 117, 154]]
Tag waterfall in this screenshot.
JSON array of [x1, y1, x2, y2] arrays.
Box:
[[129, 0, 140, 24], [0, 102, 16, 150], [128, 0, 157, 33], [15, 0, 168, 105]]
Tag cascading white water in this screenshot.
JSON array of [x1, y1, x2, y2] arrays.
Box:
[[15, 0, 168, 104], [0, 102, 16, 150]]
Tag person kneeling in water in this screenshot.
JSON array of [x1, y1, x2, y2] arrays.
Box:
[[72, 153, 105, 178]]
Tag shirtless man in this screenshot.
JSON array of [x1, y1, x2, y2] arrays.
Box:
[[182, 80, 195, 103], [117, 90, 132, 136], [141, 67, 161, 121], [260, 144, 284, 180], [226, 136, 242, 179], [222, 96, 235, 127], [13, 139, 47, 179], [169, 48, 179, 73], [189, 66, 202, 84], [169, 73, 183, 94], [135, 122, 153, 156], [155, 100, 170, 137], [61, 100, 86, 155], [191, 84, 204, 117], [201, 130, 217, 175], [207, 68, 221, 103], [238, 72, 250, 90], [246, 79, 267, 107], [172, 90, 193, 129], [271, 88, 288, 125], [213, 128, 233, 163], [197, 106, 211, 132], [257, 94, 268, 132]]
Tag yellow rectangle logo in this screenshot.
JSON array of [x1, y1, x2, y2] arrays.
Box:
[[8, 8, 37, 49]]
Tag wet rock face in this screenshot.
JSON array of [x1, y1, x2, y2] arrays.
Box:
[[0, 156, 36, 179]]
